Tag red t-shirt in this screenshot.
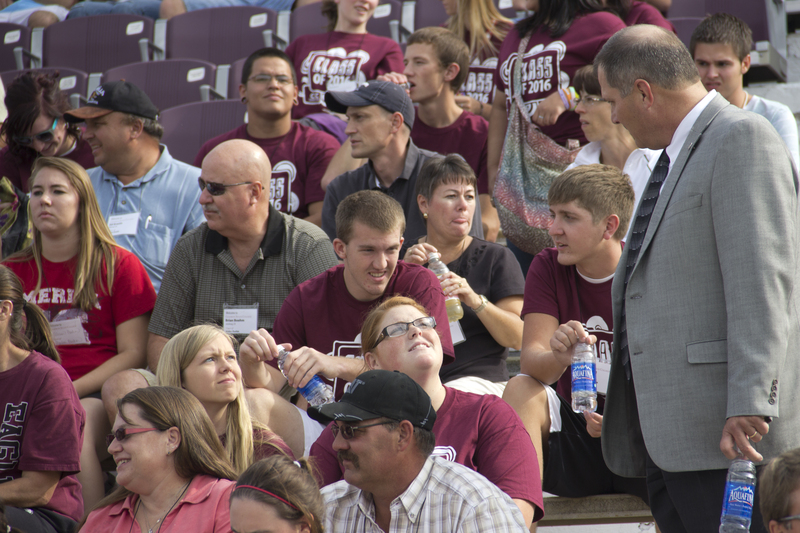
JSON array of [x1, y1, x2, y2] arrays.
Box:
[[286, 31, 405, 119], [0, 137, 95, 193], [495, 12, 626, 145], [271, 261, 455, 401], [460, 21, 512, 106], [5, 248, 156, 381], [0, 351, 85, 521], [193, 122, 339, 219], [310, 386, 545, 520], [625, 1, 675, 31], [522, 247, 614, 410], [411, 109, 490, 195]]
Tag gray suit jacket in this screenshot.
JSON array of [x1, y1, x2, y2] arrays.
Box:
[[602, 94, 800, 476]]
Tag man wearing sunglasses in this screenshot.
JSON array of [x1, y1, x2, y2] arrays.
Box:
[[310, 369, 528, 532], [64, 80, 204, 294]]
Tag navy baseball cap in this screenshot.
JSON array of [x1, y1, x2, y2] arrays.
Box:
[[65, 80, 159, 123], [325, 80, 414, 129], [308, 370, 436, 430]]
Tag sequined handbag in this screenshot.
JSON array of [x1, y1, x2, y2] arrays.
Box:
[[493, 34, 580, 256]]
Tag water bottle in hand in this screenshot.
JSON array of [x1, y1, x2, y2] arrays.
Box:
[[571, 341, 597, 413], [276, 346, 333, 407], [720, 455, 757, 532], [427, 252, 464, 322]]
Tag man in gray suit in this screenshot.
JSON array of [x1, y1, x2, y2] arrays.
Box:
[[595, 25, 800, 532]]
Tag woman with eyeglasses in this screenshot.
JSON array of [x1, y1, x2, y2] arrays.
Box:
[[402, 155, 524, 397], [309, 295, 544, 529], [0, 71, 95, 193], [157, 324, 294, 472], [230, 455, 325, 533], [78, 386, 238, 532], [3, 157, 155, 511], [0, 265, 85, 533]]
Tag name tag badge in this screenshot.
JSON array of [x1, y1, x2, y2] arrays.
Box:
[[50, 317, 90, 346], [597, 360, 611, 396], [223, 303, 259, 335], [107, 212, 140, 236], [449, 320, 466, 345]]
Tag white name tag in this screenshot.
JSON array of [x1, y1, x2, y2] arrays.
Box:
[[449, 320, 466, 345], [597, 360, 610, 395], [50, 317, 90, 346], [107, 212, 140, 236], [223, 304, 258, 335]]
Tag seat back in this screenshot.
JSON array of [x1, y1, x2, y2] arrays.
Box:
[[41, 14, 153, 74], [159, 99, 248, 165], [288, 2, 331, 40], [669, 17, 704, 48], [366, 0, 402, 42], [165, 7, 279, 65], [667, 0, 707, 18], [228, 57, 247, 99], [412, 0, 448, 31], [0, 23, 29, 71], [103, 58, 216, 111]]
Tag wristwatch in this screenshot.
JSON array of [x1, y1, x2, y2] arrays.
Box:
[[473, 295, 489, 313]]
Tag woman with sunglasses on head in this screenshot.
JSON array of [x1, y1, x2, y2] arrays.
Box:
[[309, 295, 544, 529], [157, 324, 294, 473], [79, 386, 237, 532], [3, 157, 156, 511], [0, 71, 95, 193], [0, 265, 85, 533], [230, 455, 324, 533]]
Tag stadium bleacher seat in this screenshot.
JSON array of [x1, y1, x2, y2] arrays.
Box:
[[669, 17, 704, 48], [667, 0, 707, 18], [159, 98, 247, 165], [0, 23, 29, 72], [401, 1, 449, 37], [0, 67, 88, 108], [103, 58, 216, 110]]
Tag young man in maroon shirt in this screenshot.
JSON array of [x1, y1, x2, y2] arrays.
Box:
[[502, 164, 648, 500]]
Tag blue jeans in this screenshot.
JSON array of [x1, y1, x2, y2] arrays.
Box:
[[68, 0, 162, 19]]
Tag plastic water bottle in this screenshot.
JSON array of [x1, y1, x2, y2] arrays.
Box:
[[571, 342, 597, 413], [427, 252, 464, 322], [720, 455, 757, 532], [275, 347, 333, 407]]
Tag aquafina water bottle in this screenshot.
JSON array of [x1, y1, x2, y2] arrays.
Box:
[[571, 341, 597, 413], [720, 455, 757, 532], [276, 346, 333, 407]]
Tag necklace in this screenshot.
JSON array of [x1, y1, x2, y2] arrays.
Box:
[[132, 481, 190, 533], [740, 90, 750, 109]]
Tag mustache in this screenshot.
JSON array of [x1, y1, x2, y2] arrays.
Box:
[[337, 450, 359, 468]]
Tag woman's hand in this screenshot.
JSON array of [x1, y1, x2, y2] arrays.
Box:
[[403, 242, 439, 266], [439, 271, 482, 310], [532, 91, 567, 127]]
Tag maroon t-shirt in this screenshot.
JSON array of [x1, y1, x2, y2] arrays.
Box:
[[310, 386, 544, 521], [495, 12, 626, 145], [286, 31, 405, 119], [0, 351, 85, 521], [625, 1, 675, 31], [193, 122, 339, 219], [271, 261, 454, 401], [0, 137, 95, 193], [522, 247, 614, 410], [460, 21, 513, 106], [411, 109, 489, 195]]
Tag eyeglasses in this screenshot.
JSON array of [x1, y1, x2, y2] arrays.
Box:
[[331, 420, 395, 440], [371, 316, 437, 350], [577, 94, 607, 106], [105, 427, 159, 447], [198, 178, 254, 196], [248, 74, 293, 86], [14, 117, 58, 146], [779, 515, 800, 524]]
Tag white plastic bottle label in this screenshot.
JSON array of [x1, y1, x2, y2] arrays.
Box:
[[571, 362, 596, 393]]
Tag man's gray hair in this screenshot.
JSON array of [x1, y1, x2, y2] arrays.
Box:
[[122, 113, 164, 140], [594, 25, 700, 97]]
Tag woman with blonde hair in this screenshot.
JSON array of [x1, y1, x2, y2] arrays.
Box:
[[230, 456, 324, 533], [3, 156, 156, 510], [80, 386, 237, 532], [157, 324, 293, 474]]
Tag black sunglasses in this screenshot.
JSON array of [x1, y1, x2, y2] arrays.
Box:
[[198, 177, 254, 196], [14, 117, 58, 146], [331, 420, 395, 440], [105, 427, 159, 447]]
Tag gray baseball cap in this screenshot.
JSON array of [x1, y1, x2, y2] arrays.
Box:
[[325, 80, 414, 129]]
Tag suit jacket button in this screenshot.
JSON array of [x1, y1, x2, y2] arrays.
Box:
[[769, 398, 776, 405]]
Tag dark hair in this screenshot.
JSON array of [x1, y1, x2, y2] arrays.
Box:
[[415, 154, 477, 201], [516, 0, 605, 39], [602, 0, 633, 21], [0, 265, 59, 362], [241, 47, 298, 86], [0, 71, 80, 159], [689, 13, 753, 61], [594, 25, 700, 98], [321, 0, 337, 31], [407, 27, 470, 91], [232, 456, 324, 533], [573, 65, 601, 95], [759, 448, 800, 528], [335, 190, 405, 243]]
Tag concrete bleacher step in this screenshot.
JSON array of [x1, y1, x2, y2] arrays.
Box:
[[540, 493, 654, 527]]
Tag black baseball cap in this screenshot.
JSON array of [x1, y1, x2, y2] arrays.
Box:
[[308, 370, 436, 430], [325, 80, 414, 129], [64, 80, 159, 123]]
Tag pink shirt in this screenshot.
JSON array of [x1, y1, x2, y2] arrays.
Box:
[[82, 475, 235, 533]]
